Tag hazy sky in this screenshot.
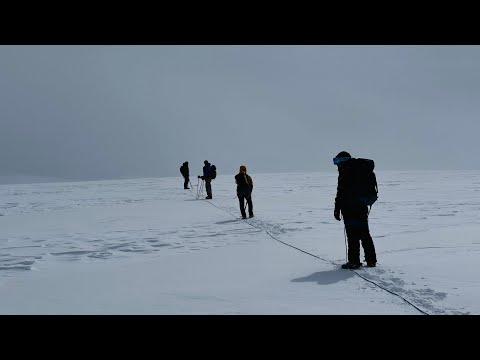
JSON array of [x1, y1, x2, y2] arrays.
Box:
[[1, 45, 479, 181]]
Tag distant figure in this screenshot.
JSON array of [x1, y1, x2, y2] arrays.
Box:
[[180, 162, 190, 189], [333, 151, 377, 269], [198, 160, 213, 199], [235, 165, 254, 219]]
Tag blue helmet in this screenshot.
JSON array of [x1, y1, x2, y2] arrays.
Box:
[[333, 151, 351, 165]]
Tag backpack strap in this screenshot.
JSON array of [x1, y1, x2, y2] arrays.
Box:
[[367, 177, 378, 216]]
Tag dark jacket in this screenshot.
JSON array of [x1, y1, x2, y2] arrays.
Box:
[[180, 163, 189, 177], [203, 163, 211, 178], [235, 172, 253, 195], [335, 159, 368, 224]]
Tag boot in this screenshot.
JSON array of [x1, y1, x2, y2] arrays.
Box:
[[341, 262, 361, 270]]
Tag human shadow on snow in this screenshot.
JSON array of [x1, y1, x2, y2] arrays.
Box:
[[292, 269, 355, 285]]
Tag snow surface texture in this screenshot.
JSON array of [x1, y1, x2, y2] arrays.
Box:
[[0, 171, 478, 314]]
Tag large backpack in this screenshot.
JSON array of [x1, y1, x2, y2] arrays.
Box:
[[180, 165, 185, 176], [352, 158, 378, 207], [210, 165, 217, 180]]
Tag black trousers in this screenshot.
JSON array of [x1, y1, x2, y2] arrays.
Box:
[[205, 178, 212, 197], [183, 176, 189, 189], [345, 222, 377, 264], [238, 192, 253, 218]]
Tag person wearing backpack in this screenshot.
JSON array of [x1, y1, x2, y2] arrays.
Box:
[[180, 161, 190, 189], [333, 151, 377, 269], [235, 165, 254, 219], [198, 160, 213, 199]]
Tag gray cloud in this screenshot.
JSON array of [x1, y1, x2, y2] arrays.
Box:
[[1, 45, 479, 181]]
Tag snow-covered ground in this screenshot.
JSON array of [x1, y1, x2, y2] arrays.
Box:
[[0, 170, 478, 314]]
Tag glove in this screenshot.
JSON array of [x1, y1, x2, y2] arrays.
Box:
[[334, 209, 341, 221]]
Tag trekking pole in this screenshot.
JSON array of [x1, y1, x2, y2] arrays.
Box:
[[199, 180, 204, 198], [343, 225, 348, 263], [196, 177, 200, 199]]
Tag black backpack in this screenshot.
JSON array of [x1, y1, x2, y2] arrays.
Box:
[[210, 165, 217, 180], [180, 165, 185, 176], [352, 158, 378, 207]]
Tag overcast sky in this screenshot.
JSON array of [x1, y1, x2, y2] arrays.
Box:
[[1, 45, 479, 181]]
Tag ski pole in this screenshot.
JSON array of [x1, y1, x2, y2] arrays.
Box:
[[198, 180, 204, 198], [196, 177, 200, 199]]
